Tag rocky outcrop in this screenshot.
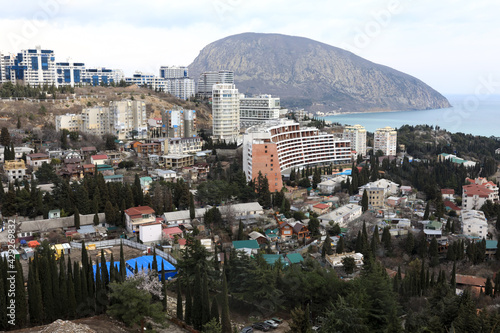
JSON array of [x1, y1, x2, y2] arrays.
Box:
[[189, 33, 450, 112]]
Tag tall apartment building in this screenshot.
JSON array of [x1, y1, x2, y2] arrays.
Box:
[[243, 119, 351, 192], [2, 46, 56, 85], [197, 70, 234, 98], [159, 108, 200, 154], [159, 66, 188, 79], [110, 100, 148, 140], [0, 52, 9, 83], [167, 78, 195, 100], [343, 124, 367, 156], [55, 61, 85, 87], [212, 83, 240, 142], [56, 113, 82, 132], [239, 94, 281, 127], [81, 106, 113, 136], [374, 126, 397, 156]]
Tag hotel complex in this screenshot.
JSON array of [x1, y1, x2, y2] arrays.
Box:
[[239, 94, 281, 127], [197, 70, 234, 98], [243, 119, 351, 192], [343, 124, 367, 157], [374, 126, 397, 156]]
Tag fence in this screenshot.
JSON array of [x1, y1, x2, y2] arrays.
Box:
[[69, 238, 177, 265]]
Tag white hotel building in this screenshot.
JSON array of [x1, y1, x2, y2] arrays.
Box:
[[243, 119, 351, 192], [239, 94, 281, 127], [374, 126, 397, 156], [343, 124, 367, 157]]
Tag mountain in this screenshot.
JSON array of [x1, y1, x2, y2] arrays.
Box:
[[189, 32, 451, 112]]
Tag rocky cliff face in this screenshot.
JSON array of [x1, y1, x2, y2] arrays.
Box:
[[189, 33, 450, 112]]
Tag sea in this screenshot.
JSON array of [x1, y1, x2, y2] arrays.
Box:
[[321, 94, 500, 137]]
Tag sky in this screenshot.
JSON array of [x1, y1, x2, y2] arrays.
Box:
[[0, 0, 499, 95]]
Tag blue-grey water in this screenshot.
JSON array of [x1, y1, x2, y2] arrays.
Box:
[[322, 95, 500, 137]]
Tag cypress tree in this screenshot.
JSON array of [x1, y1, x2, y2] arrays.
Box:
[[485, 277, 493, 296], [59, 256, 68, 318], [152, 249, 158, 272], [31, 267, 44, 325], [189, 193, 195, 220], [101, 250, 109, 287], [176, 280, 183, 320], [109, 253, 115, 283], [185, 284, 192, 325], [361, 191, 369, 212], [210, 296, 220, 324], [163, 275, 168, 312], [423, 201, 430, 220], [67, 270, 77, 319], [451, 262, 456, 290], [336, 236, 345, 254], [39, 257, 54, 322], [74, 207, 81, 229], [95, 261, 103, 314], [120, 242, 126, 281], [202, 272, 211, 326], [221, 271, 231, 333], [80, 268, 88, 307], [50, 255, 60, 318], [192, 268, 203, 329], [73, 262, 82, 305]]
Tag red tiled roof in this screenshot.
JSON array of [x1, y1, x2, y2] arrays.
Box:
[[163, 227, 183, 237], [125, 206, 155, 217], [178, 239, 187, 246], [444, 200, 461, 211], [441, 189, 455, 195], [455, 274, 487, 287], [463, 184, 493, 198], [83, 164, 95, 169], [27, 153, 49, 158], [313, 203, 329, 210], [91, 154, 108, 160]]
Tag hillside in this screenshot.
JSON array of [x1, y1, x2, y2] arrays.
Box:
[[189, 32, 451, 112], [0, 85, 212, 131]]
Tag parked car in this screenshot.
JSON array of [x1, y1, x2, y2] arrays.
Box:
[[264, 320, 279, 329], [252, 322, 270, 332], [271, 317, 283, 324], [241, 327, 253, 333]]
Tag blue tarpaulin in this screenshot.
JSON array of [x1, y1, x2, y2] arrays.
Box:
[[93, 255, 177, 280]]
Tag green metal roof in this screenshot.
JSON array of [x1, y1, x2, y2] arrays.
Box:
[[232, 240, 260, 249], [286, 253, 304, 264], [262, 254, 286, 266]]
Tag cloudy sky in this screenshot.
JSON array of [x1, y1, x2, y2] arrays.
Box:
[[0, 0, 498, 95]]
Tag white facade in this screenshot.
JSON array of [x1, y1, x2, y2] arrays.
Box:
[[0, 146, 33, 163], [56, 113, 82, 132], [318, 204, 362, 227], [159, 66, 188, 79], [374, 126, 397, 156], [197, 70, 234, 98], [343, 124, 367, 156], [81, 106, 113, 136], [83, 67, 124, 86], [239, 94, 281, 126], [212, 83, 240, 142], [4, 160, 27, 183], [461, 210, 488, 237], [139, 222, 163, 243], [110, 100, 148, 140], [167, 78, 195, 100], [165, 137, 202, 155], [55, 61, 85, 87], [358, 179, 400, 197], [126, 72, 195, 100]]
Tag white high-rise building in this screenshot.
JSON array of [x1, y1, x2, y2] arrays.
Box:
[[159, 66, 189, 79], [0, 52, 9, 83], [55, 60, 85, 87], [56, 113, 82, 132], [239, 94, 281, 127], [197, 70, 234, 98], [212, 83, 240, 142], [110, 100, 148, 140], [2, 46, 56, 85], [81, 106, 113, 136], [374, 126, 397, 156], [343, 124, 367, 156], [83, 67, 124, 86], [166, 78, 195, 100]]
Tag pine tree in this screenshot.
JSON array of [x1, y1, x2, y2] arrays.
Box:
[[176, 280, 183, 320], [221, 271, 232, 333], [423, 201, 430, 220]]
